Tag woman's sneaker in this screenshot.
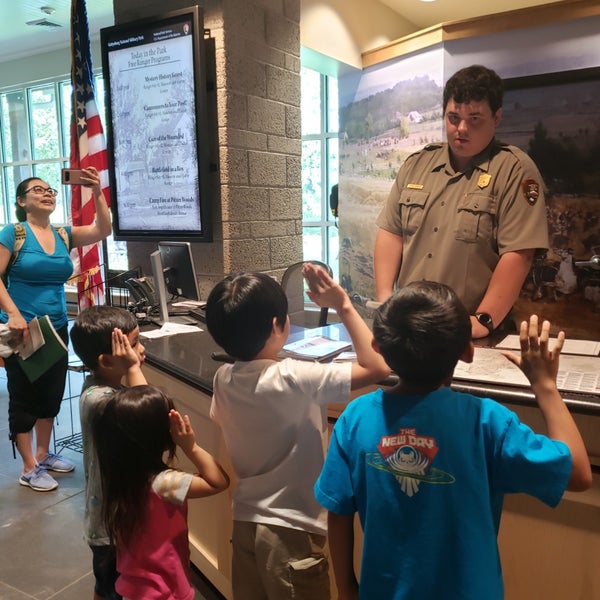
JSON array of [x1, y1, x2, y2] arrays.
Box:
[[19, 466, 58, 492], [38, 452, 75, 473]]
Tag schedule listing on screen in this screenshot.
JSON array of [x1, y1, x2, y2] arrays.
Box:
[[101, 7, 211, 241]]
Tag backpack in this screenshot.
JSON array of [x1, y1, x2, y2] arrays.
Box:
[[3, 222, 70, 284]]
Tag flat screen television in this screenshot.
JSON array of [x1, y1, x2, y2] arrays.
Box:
[[100, 6, 212, 241], [158, 241, 200, 301]]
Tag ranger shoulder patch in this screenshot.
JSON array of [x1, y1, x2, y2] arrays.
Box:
[[521, 179, 540, 205]]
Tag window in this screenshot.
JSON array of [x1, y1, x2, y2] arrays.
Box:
[[301, 67, 339, 279], [0, 74, 127, 270]]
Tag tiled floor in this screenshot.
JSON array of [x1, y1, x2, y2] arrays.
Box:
[[0, 367, 224, 600]]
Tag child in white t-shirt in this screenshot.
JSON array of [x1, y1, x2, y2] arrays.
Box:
[[205, 263, 389, 600]]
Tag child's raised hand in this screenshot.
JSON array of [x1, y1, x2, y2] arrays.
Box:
[[169, 409, 196, 454], [302, 262, 347, 312], [501, 315, 564, 388], [111, 328, 140, 369]]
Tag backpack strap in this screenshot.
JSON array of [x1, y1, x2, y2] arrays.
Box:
[[56, 226, 70, 252], [6, 222, 26, 273]]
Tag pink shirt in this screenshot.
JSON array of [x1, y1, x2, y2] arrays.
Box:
[[116, 469, 194, 600]]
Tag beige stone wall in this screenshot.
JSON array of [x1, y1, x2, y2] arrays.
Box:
[[117, 0, 302, 294]]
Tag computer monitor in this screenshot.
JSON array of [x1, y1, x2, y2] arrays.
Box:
[[150, 250, 169, 323], [158, 241, 200, 301]]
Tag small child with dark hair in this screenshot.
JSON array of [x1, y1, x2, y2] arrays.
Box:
[[205, 263, 390, 600], [314, 280, 592, 600], [92, 385, 230, 600], [70, 305, 147, 600]]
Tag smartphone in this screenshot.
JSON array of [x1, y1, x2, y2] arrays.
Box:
[[61, 168, 85, 185]]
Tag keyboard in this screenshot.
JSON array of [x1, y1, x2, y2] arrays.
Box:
[[168, 306, 192, 316], [188, 306, 207, 322]]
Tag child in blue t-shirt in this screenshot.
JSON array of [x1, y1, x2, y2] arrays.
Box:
[[314, 280, 592, 600]]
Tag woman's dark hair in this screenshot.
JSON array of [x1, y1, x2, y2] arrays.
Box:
[[205, 272, 288, 360], [92, 385, 176, 547], [443, 65, 504, 115], [15, 177, 42, 222], [70, 305, 139, 370], [373, 281, 471, 385]]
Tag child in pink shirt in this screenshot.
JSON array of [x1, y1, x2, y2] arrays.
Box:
[[92, 385, 230, 600]]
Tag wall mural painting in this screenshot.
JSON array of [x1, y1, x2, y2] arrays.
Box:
[[339, 62, 600, 339], [338, 51, 444, 312], [498, 68, 600, 339]]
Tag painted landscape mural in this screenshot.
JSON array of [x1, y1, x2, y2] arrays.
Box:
[[338, 50, 443, 313]]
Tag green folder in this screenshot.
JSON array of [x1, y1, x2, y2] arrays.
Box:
[[17, 315, 68, 382]]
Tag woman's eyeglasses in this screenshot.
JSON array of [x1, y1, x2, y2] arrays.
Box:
[[23, 186, 58, 197]]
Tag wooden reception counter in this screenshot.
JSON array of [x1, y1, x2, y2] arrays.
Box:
[[141, 323, 600, 600]]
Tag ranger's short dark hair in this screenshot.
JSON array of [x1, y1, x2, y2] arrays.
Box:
[[443, 65, 504, 114]]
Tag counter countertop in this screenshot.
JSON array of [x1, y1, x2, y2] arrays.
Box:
[[141, 322, 600, 415]]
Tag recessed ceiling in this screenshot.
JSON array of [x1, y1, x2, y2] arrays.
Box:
[[0, 0, 115, 63], [0, 0, 567, 64]]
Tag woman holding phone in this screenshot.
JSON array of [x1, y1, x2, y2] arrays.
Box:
[[0, 166, 111, 491]]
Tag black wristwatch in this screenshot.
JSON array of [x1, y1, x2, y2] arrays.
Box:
[[475, 312, 494, 334]]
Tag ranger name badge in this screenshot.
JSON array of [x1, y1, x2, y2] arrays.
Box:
[[407, 183, 424, 190], [477, 174, 491, 189]]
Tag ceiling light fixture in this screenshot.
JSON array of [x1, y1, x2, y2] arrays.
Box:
[[26, 18, 62, 29]]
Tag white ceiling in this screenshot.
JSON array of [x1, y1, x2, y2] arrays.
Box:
[[0, 0, 564, 64]]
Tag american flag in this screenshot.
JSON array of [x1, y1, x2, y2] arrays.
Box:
[[69, 0, 110, 309]]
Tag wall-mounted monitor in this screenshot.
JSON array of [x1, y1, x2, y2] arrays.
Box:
[[158, 241, 200, 301], [100, 5, 212, 242]]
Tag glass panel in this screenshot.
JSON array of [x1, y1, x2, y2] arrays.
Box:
[[302, 226, 322, 263], [301, 67, 321, 136], [327, 76, 339, 133], [0, 170, 5, 226], [6, 166, 31, 224], [327, 225, 339, 281], [95, 75, 107, 125], [33, 162, 66, 224], [61, 176, 73, 224], [1, 90, 30, 164], [30, 85, 60, 160], [106, 235, 130, 271], [327, 137, 339, 190], [5, 168, 16, 224], [60, 81, 72, 157], [301, 139, 322, 221]]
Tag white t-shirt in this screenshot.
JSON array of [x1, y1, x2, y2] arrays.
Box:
[[210, 357, 352, 535]]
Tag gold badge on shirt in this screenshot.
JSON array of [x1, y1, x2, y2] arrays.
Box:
[[407, 183, 424, 190], [477, 174, 491, 189]]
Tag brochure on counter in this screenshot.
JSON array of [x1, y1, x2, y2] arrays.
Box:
[[454, 346, 600, 395], [495, 334, 600, 356], [282, 336, 352, 362], [140, 321, 203, 339]]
